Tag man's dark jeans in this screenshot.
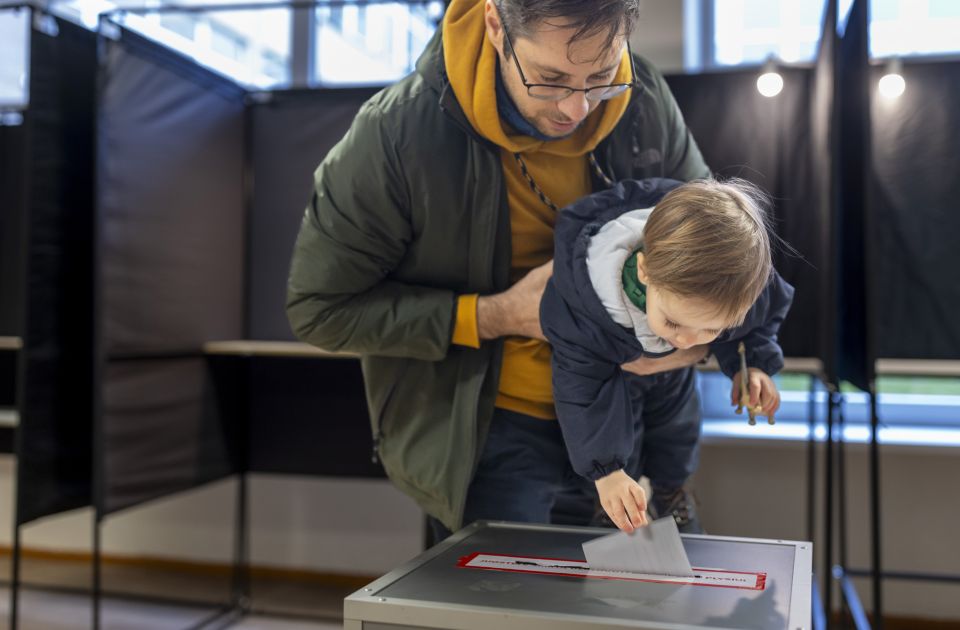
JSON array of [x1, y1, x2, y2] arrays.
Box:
[[429, 367, 701, 544]]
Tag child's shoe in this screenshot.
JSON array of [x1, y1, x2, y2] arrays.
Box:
[[651, 485, 704, 534]]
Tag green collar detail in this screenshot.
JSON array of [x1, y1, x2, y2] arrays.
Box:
[[622, 249, 647, 312]]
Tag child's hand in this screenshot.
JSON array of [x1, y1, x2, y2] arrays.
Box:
[[594, 470, 649, 533], [730, 367, 781, 417]]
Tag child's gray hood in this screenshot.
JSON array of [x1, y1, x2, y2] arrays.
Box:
[[585, 208, 675, 355]]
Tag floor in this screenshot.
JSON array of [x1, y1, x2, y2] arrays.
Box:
[[0, 554, 352, 629], [0, 587, 342, 629]]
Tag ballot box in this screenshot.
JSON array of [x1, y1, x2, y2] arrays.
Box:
[[344, 521, 812, 630]]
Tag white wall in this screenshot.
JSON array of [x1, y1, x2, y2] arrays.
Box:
[[631, 0, 686, 72], [695, 438, 960, 621], [3, 437, 959, 620], [0, 461, 424, 576]]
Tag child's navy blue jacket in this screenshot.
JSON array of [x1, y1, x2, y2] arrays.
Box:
[[541, 178, 795, 481]]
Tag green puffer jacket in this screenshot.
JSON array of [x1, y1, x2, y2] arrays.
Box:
[[286, 27, 710, 530]]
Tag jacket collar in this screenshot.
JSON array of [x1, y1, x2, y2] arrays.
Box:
[[416, 28, 478, 140]]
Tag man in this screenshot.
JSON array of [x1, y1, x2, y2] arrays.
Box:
[[286, 0, 711, 539]]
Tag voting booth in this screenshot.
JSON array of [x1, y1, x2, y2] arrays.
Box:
[[345, 522, 813, 630]]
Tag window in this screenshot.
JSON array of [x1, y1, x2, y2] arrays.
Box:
[[713, 0, 826, 66], [53, 0, 292, 89], [697, 0, 960, 70], [49, 0, 445, 89], [314, 1, 444, 86], [699, 370, 960, 447], [869, 0, 960, 58], [159, 13, 197, 41], [0, 7, 30, 112]]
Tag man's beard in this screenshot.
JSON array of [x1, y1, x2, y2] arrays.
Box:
[[533, 115, 582, 140]]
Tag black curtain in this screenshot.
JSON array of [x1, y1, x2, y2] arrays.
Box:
[[244, 89, 385, 477], [94, 27, 388, 515], [808, 0, 840, 383], [670, 1, 959, 374], [14, 13, 97, 525], [247, 88, 379, 341], [96, 27, 246, 515], [0, 7, 30, 425], [0, 105, 26, 414], [0, 6, 28, 458], [665, 68, 819, 359], [0, 349, 15, 411], [869, 59, 960, 360], [0, 119, 26, 339], [834, 0, 873, 390], [229, 356, 382, 477]]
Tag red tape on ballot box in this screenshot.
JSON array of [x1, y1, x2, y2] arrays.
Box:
[[458, 552, 766, 591]]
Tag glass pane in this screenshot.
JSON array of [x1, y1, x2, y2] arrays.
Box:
[[871, 0, 898, 21], [159, 12, 197, 41], [875, 376, 960, 395], [870, 0, 960, 58], [713, 0, 960, 66], [929, 0, 960, 18], [743, 0, 779, 30], [701, 369, 960, 446], [0, 7, 30, 110], [110, 3, 292, 89], [314, 0, 444, 86], [714, 0, 826, 66], [699, 370, 819, 425]]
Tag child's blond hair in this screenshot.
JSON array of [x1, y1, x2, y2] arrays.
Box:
[[642, 178, 773, 325]]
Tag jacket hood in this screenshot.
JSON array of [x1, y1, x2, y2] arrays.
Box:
[[551, 178, 684, 355], [585, 207, 675, 353]]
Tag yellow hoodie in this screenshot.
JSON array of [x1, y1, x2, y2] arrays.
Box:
[[445, 0, 630, 419]]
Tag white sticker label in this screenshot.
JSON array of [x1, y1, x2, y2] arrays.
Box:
[[458, 553, 766, 591]]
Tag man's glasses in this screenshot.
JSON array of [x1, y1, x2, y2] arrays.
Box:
[[500, 21, 638, 102]]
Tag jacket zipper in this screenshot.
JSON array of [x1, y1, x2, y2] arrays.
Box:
[[371, 431, 382, 465], [370, 375, 401, 466], [452, 151, 506, 527]]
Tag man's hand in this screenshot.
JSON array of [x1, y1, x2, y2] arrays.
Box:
[[477, 260, 553, 341], [730, 367, 781, 416], [595, 469, 649, 534], [621, 345, 709, 376]]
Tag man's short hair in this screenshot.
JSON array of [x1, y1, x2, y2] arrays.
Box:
[[496, 0, 641, 60]]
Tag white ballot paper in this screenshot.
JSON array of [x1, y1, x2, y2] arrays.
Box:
[[582, 516, 694, 577]]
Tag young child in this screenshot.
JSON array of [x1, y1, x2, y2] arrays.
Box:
[[541, 177, 795, 534]]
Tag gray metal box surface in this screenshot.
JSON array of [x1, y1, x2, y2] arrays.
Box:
[[345, 521, 812, 630]]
